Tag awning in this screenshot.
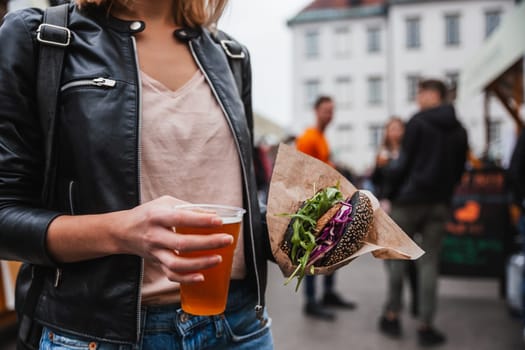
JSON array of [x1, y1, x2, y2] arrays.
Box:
[[458, 1, 525, 103]]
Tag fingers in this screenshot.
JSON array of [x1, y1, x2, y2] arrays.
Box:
[[150, 206, 223, 228], [156, 249, 223, 284], [161, 231, 233, 253], [173, 209, 224, 227]]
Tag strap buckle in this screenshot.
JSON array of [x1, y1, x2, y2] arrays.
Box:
[[220, 40, 245, 59], [37, 23, 71, 47]]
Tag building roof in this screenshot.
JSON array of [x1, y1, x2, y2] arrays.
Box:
[[303, 0, 385, 11], [288, 0, 387, 26]]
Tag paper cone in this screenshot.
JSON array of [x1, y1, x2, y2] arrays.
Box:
[[267, 143, 424, 277]]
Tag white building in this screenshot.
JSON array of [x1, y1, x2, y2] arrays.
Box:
[[288, 0, 517, 174]]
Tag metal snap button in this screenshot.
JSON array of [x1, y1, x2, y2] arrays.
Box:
[[129, 21, 143, 31], [179, 312, 189, 323]]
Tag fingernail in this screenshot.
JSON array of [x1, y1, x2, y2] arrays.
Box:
[[193, 274, 204, 282], [213, 255, 222, 264], [212, 217, 223, 225], [222, 235, 234, 245]]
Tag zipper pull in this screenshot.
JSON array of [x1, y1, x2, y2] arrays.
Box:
[[92, 77, 116, 88], [54, 268, 62, 287]]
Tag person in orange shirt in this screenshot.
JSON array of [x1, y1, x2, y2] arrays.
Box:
[[295, 95, 356, 321]]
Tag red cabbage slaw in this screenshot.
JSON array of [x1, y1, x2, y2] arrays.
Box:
[[307, 201, 353, 267]]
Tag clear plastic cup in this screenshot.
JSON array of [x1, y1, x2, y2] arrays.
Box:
[[175, 204, 245, 315]]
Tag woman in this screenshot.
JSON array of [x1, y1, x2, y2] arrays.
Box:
[[0, 1, 273, 349], [371, 116, 419, 320], [371, 116, 405, 208]]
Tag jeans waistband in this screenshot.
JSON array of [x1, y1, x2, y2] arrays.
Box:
[[141, 279, 255, 315]]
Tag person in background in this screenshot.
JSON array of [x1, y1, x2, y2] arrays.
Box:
[[371, 117, 419, 318], [378, 79, 468, 347], [371, 116, 404, 212], [253, 142, 273, 205], [508, 128, 525, 342], [0, 1, 274, 349], [295, 95, 356, 321]]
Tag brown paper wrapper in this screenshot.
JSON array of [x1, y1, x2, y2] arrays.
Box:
[[267, 143, 424, 277]]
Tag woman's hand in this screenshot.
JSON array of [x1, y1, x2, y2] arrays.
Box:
[[117, 196, 233, 283], [47, 196, 233, 284]]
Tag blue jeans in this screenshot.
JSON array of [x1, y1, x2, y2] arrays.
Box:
[[39, 281, 273, 350]]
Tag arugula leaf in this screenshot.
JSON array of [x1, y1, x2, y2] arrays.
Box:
[[283, 183, 343, 290]]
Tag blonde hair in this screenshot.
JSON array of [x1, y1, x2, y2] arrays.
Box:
[[75, 0, 229, 28]]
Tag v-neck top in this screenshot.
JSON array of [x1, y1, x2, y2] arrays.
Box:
[[139, 69, 246, 305]]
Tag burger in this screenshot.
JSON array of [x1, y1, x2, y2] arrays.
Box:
[[280, 185, 374, 289]]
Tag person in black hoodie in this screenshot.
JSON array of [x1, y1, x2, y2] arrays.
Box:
[[378, 79, 468, 347], [508, 129, 525, 338]]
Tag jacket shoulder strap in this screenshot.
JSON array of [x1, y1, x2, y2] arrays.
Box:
[[36, 3, 70, 205], [214, 30, 245, 100], [18, 5, 70, 349], [213, 31, 255, 143]]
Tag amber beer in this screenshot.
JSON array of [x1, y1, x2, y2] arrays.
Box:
[[175, 205, 245, 316]]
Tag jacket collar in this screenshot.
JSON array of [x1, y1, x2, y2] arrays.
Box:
[[79, 4, 199, 36]]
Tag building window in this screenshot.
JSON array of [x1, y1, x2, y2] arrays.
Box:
[[485, 10, 501, 38], [304, 80, 320, 107], [336, 123, 353, 152], [368, 77, 383, 105], [334, 27, 351, 57], [406, 75, 420, 102], [406, 17, 420, 49], [445, 14, 460, 46], [369, 124, 384, 150], [305, 30, 320, 59], [367, 27, 381, 53], [445, 71, 459, 90], [335, 77, 352, 108]]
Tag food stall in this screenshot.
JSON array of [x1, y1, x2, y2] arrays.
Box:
[[442, 2, 525, 290]]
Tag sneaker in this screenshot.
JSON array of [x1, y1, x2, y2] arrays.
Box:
[[418, 327, 446, 347], [303, 301, 336, 321], [322, 292, 357, 309], [378, 315, 402, 338]]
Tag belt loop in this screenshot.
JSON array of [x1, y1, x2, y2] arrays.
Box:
[[214, 315, 225, 338]]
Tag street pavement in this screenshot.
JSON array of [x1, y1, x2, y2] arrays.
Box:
[[1, 254, 522, 349], [266, 254, 523, 350]]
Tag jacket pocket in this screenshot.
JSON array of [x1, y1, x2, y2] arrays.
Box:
[[60, 77, 116, 93]]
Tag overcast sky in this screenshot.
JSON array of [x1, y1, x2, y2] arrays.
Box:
[[219, 0, 312, 128]]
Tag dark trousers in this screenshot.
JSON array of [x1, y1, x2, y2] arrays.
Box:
[[384, 203, 448, 324], [304, 274, 334, 303]]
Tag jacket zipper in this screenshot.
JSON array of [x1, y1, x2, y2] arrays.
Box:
[[55, 180, 76, 288], [188, 41, 263, 319], [60, 77, 116, 92], [130, 36, 145, 342]]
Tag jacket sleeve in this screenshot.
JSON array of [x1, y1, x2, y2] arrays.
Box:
[[240, 44, 254, 148], [239, 43, 274, 262], [0, 10, 61, 266]]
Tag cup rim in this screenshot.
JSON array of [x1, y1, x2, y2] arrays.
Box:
[[174, 204, 246, 216]]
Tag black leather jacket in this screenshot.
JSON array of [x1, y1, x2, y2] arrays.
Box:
[[0, 4, 269, 345]]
